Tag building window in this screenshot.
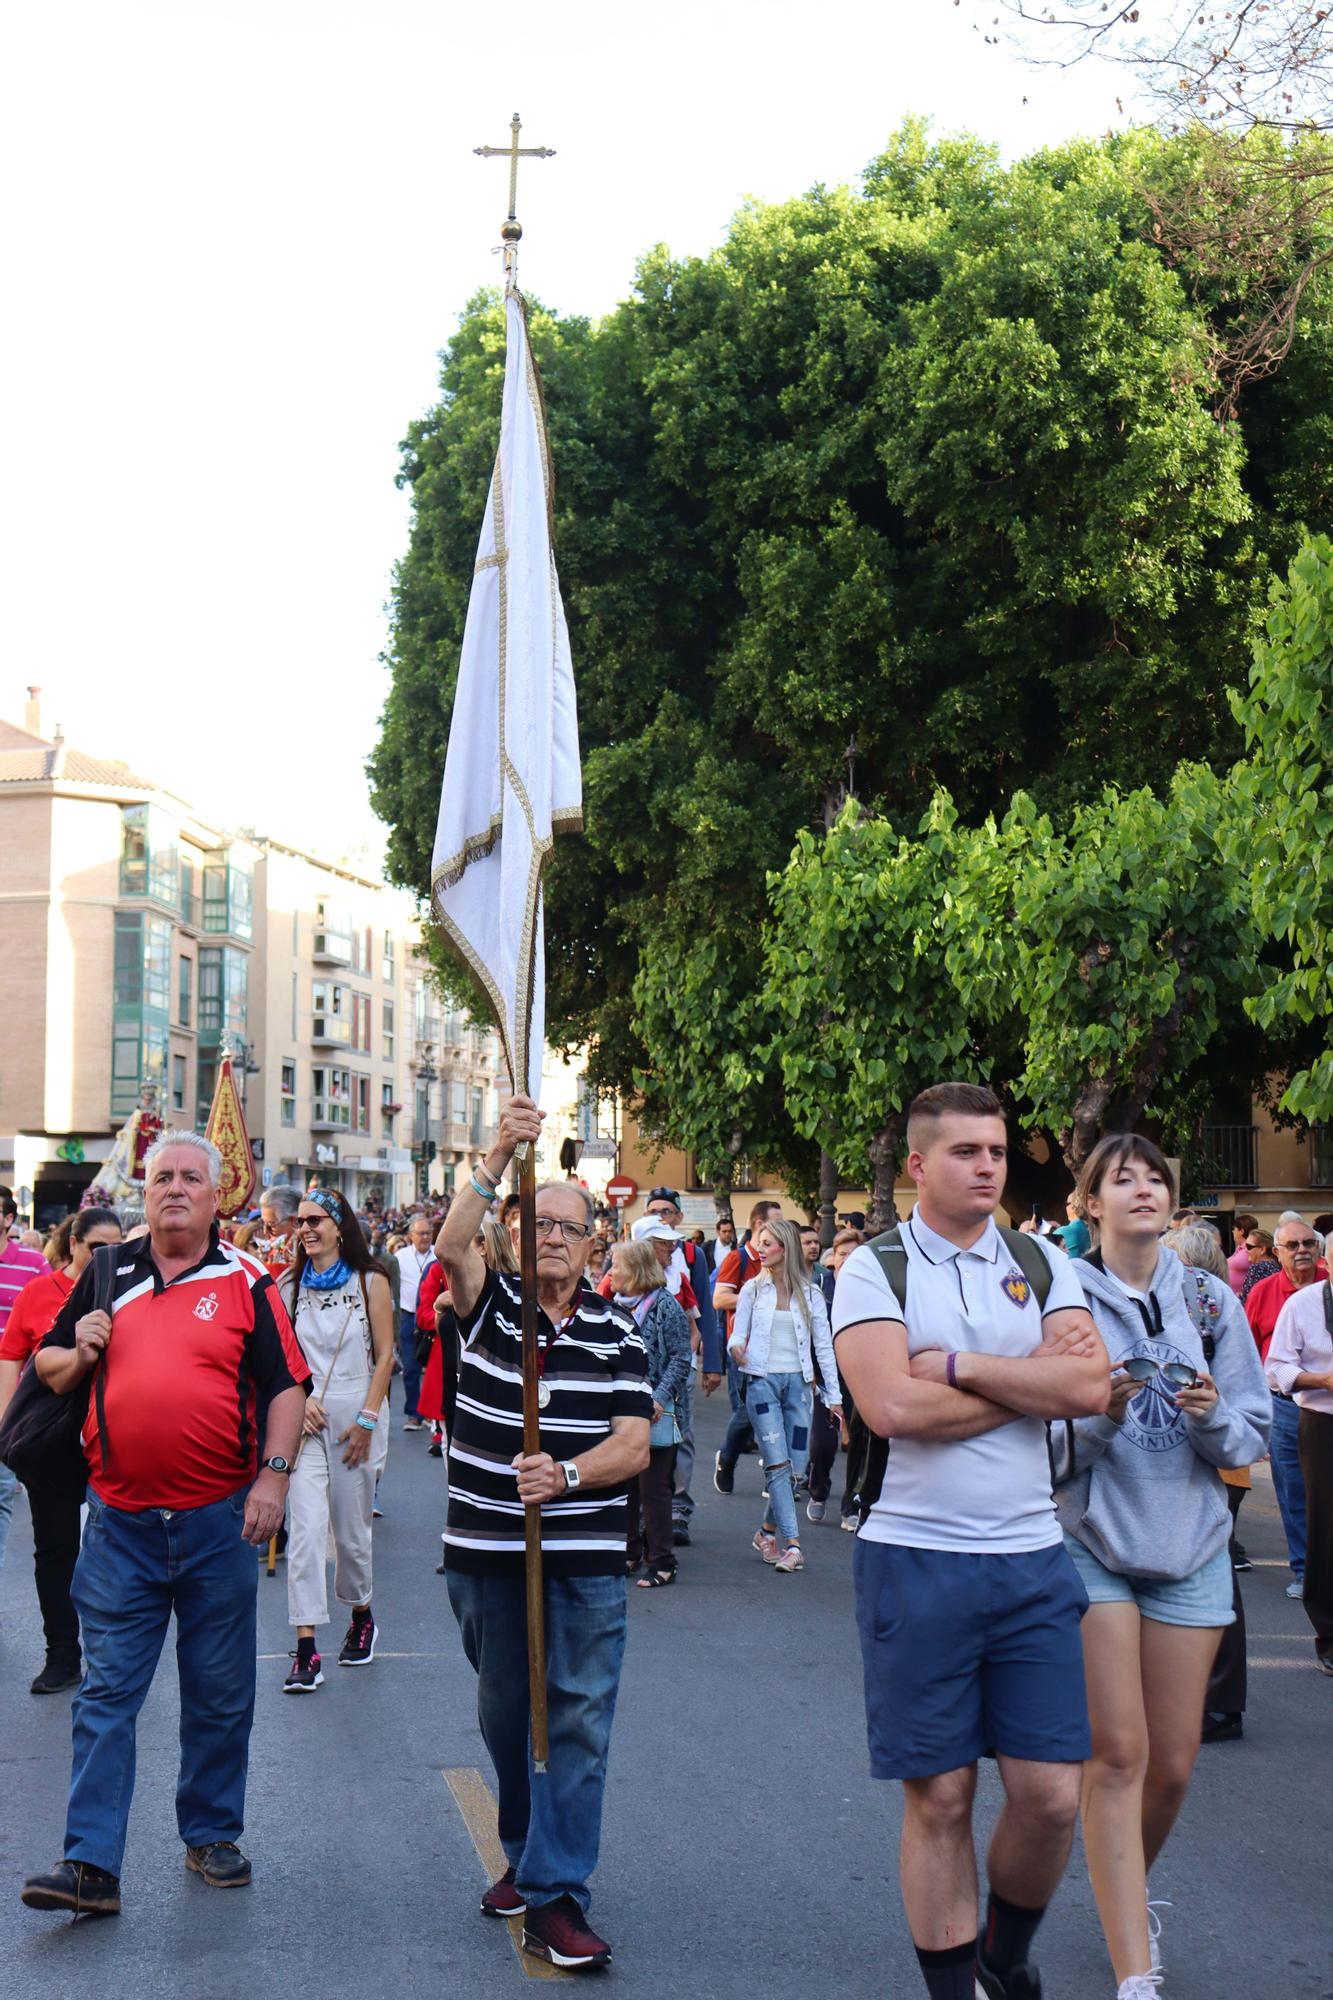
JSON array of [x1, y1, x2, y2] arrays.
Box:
[[202, 855, 253, 940], [197, 946, 247, 1044], [177, 955, 192, 1028], [452, 1080, 467, 1127], [281, 1060, 296, 1128], [315, 900, 352, 961], [470, 1085, 484, 1147], [353, 1075, 371, 1133], [383, 1000, 395, 1062], [312, 981, 352, 1046], [415, 1082, 429, 1131], [111, 912, 172, 1118], [179, 856, 199, 928], [382, 931, 395, 983], [381, 1080, 399, 1137], [352, 993, 371, 1053], [312, 1066, 352, 1127], [195, 1049, 218, 1128], [119, 804, 178, 903], [171, 1054, 186, 1113]]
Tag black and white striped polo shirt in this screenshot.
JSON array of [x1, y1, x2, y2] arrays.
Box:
[[444, 1267, 653, 1577]]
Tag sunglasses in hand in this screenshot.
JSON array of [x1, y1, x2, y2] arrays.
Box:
[[1115, 1356, 1200, 1392]]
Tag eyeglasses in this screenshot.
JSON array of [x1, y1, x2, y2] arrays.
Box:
[[534, 1216, 591, 1242], [1278, 1237, 1320, 1253]]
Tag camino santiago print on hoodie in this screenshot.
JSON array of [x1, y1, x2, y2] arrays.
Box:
[[1051, 1249, 1271, 1585]]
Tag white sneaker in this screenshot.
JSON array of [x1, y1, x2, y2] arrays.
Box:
[[1286, 1578, 1305, 1598], [1146, 1894, 1170, 1973], [806, 1497, 826, 1523], [1117, 1975, 1164, 1998]]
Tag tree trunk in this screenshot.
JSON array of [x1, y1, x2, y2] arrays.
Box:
[[819, 1147, 839, 1249], [711, 1160, 735, 1229], [868, 1117, 900, 1234], [1062, 1076, 1114, 1176]]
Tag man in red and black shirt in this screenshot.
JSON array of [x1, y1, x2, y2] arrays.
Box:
[[21, 1134, 310, 1919]]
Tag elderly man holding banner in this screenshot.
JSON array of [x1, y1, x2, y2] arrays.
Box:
[[435, 1094, 651, 1969]]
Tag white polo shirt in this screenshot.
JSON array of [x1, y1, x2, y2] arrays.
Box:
[[395, 1244, 435, 1315], [831, 1208, 1087, 1554]]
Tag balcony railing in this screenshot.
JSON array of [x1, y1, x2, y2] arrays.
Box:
[[1200, 1124, 1258, 1189]]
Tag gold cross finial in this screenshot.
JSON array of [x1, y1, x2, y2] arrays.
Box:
[[474, 112, 555, 280]]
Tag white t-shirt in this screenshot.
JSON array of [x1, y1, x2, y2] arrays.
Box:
[[831, 1209, 1087, 1555], [766, 1307, 801, 1373], [395, 1244, 435, 1314]]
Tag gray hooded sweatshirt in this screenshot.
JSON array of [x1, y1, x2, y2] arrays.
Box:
[[1052, 1247, 1271, 1582]]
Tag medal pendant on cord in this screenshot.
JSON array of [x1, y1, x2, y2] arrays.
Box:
[[537, 1379, 551, 1410]]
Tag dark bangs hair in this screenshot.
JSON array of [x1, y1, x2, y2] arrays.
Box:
[[288, 1188, 381, 1290], [1076, 1133, 1177, 1222]]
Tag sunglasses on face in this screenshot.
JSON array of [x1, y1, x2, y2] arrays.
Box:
[[1119, 1356, 1200, 1391]]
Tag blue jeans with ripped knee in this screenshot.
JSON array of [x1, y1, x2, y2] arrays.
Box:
[[746, 1371, 813, 1545]]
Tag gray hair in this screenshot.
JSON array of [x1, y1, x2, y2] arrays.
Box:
[[535, 1180, 594, 1228], [1162, 1224, 1228, 1283], [143, 1129, 222, 1189], [260, 1185, 300, 1220]]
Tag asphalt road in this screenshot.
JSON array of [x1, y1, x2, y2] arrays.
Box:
[[0, 1392, 1329, 2000]]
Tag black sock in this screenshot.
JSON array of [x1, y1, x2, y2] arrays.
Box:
[[353, 1605, 373, 1625], [982, 1890, 1046, 1975], [915, 1940, 977, 1999], [296, 1635, 316, 1664]]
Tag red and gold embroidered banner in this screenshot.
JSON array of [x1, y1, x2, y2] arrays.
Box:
[[205, 1056, 257, 1219]]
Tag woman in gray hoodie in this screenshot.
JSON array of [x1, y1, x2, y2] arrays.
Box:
[[1052, 1133, 1269, 2000]]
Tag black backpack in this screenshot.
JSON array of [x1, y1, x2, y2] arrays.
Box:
[[845, 1224, 1054, 1523]]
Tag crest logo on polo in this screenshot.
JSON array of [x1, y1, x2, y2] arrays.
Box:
[[193, 1293, 220, 1322], [1001, 1269, 1031, 1308]]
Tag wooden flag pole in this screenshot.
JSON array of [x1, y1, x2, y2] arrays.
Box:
[[517, 1144, 550, 1772]]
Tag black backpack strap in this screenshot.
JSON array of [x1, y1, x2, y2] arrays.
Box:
[[995, 1227, 1053, 1312], [846, 1228, 908, 1523], [866, 1226, 908, 1317], [89, 1241, 117, 1478]]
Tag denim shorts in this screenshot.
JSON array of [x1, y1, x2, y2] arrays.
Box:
[[1062, 1533, 1235, 1628], [854, 1539, 1091, 1781]]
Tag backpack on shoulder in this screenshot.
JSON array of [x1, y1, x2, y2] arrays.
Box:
[[845, 1225, 1054, 1524]]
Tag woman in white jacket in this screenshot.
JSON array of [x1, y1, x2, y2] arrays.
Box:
[[727, 1218, 841, 1574]]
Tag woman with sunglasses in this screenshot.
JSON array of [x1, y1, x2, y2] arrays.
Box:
[[1051, 1135, 1269, 2000], [279, 1188, 395, 1692]]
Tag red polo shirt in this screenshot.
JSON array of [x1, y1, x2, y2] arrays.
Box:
[[1244, 1265, 1327, 1363], [44, 1227, 310, 1511], [0, 1265, 73, 1365]]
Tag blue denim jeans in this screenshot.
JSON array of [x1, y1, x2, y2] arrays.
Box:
[[447, 1567, 628, 1912], [0, 1459, 16, 1573], [747, 1371, 813, 1546], [398, 1308, 422, 1418], [672, 1370, 696, 1521], [65, 1487, 258, 1875], [1270, 1390, 1308, 1577], [720, 1357, 754, 1467]]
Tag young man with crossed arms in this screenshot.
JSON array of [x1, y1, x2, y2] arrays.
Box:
[[833, 1083, 1109, 2000]]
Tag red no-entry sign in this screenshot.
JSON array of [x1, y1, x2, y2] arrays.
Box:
[[605, 1175, 637, 1208]]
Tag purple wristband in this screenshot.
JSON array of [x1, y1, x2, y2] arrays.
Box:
[[946, 1351, 958, 1389]]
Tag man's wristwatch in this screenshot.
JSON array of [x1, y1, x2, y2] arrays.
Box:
[[263, 1455, 292, 1477], [559, 1460, 580, 1493]]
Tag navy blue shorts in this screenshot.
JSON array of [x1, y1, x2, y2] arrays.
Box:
[[853, 1539, 1091, 1781]]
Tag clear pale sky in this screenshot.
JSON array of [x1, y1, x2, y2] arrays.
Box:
[[1, 1, 1123, 870]]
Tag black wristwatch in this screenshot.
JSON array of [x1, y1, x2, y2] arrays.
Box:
[[263, 1455, 291, 1477]]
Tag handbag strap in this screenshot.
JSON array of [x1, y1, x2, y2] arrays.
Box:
[[290, 1296, 357, 1474]]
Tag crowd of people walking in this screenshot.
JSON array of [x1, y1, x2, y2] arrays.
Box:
[[0, 1085, 1327, 1996]]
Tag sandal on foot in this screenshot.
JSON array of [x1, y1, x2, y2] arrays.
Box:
[[636, 1568, 676, 1588]]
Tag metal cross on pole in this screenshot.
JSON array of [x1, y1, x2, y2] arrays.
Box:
[[474, 111, 555, 282]]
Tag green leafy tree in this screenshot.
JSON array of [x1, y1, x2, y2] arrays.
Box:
[[955, 768, 1261, 1170], [1228, 532, 1333, 1120], [757, 799, 976, 1228]]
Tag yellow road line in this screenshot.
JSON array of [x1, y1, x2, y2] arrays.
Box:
[[442, 1767, 567, 1981]]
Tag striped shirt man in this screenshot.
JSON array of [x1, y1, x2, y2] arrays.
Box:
[[444, 1266, 652, 1576]]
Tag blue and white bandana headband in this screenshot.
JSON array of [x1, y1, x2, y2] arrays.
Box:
[[300, 1188, 349, 1290]]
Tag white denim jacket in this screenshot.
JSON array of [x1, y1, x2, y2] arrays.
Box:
[[728, 1274, 841, 1406]]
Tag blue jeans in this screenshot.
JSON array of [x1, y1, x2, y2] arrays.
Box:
[[0, 1460, 16, 1573], [672, 1371, 696, 1521], [447, 1567, 628, 1912], [1270, 1390, 1308, 1577], [398, 1309, 422, 1418], [720, 1357, 754, 1467], [65, 1487, 258, 1875], [747, 1371, 813, 1546]]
